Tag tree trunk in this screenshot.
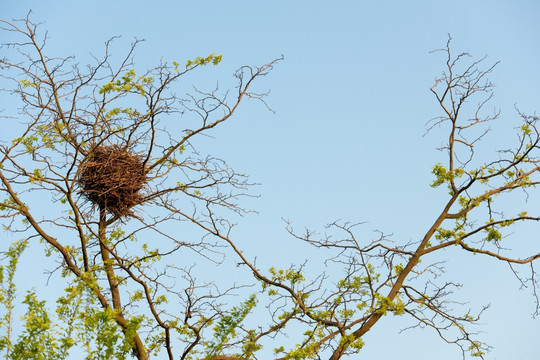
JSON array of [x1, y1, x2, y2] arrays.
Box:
[[99, 206, 148, 360]]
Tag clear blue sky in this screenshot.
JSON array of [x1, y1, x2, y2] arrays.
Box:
[[2, 1, 540, 359]]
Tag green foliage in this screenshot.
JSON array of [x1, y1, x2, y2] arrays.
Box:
[[0, 241, 76, 359], [520, 123, 532, 135], [486, 228, 502, 242], [240, 330, 262, 359], [185, 53, 222, 69], [11, 122, 66, 155], [19, 79, 37, 88], [431, 163, 464, 188], [205, 294, 258, 358], [29, 169, 43, 184], [285, 327, 326, 360], [339, 334, 365, 352], [104, 107, 141, 120], [468, 341, 486, 357], [0, 244, 138, 360], [56, 279, 142, 360], [373, 293, 405, 316], [0, 239, 28, 358], [337, 276, 370, 293], [393, 263, 404, 275], [268, 267, 305, 285], [8, 291, 73, 360], [435, 228, 455, 241], [99, 69, 153, 95]]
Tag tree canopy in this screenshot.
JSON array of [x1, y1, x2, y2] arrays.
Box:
[[1, 15, 539, 360]]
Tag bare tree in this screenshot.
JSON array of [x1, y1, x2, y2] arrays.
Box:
[[1, 14, 539, 360]]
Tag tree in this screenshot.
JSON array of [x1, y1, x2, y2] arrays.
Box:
[[1, 15, 539, 359], [0, 14, 280, 360]]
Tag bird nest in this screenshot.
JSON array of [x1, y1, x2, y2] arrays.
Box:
[[78, 145, 146, 217]]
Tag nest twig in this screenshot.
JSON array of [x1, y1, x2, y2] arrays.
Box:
[[78, 145, 146, 217]]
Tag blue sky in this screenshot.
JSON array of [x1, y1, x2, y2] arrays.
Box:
[[2, 1, 540, 359]]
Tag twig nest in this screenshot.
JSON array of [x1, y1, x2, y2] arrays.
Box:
[[78, 145, 146, 217]]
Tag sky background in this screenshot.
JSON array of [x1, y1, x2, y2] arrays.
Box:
[[2, 1, 540, 359]]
